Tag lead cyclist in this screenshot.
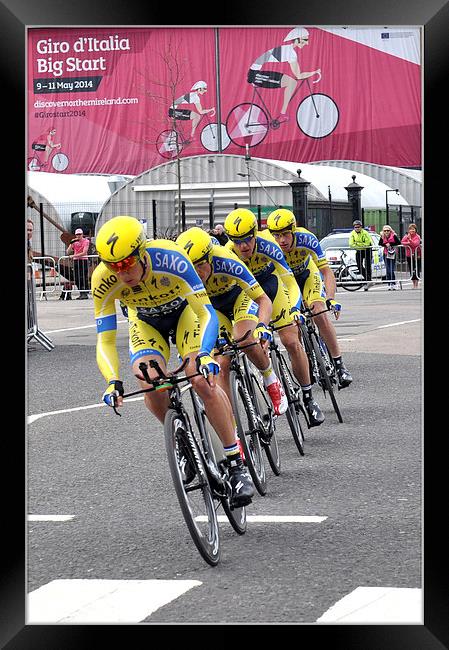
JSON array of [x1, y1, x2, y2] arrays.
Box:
[[92, 215, 254, 507]]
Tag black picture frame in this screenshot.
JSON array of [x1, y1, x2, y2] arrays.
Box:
[[13, 0, 445, 646]]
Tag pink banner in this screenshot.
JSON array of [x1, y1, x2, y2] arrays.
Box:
[[27, 26, 421, 175]]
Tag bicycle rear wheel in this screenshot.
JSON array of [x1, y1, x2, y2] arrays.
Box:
[[310, 334, 343, 423], [226, 102, 269, 148], [156, 129, 184, 159], [271, 348, 306, 456], [247, 362, 281, 476], [230, 369, 267, 495], [220, 486, 247, 535], [190, 393, 246, 536], [27, 156, 41, 171], [164, 409, 220, 566]]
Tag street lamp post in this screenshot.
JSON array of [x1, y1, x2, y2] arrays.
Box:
[[386, 189, 400, 224], [237, 172, 252, 206]]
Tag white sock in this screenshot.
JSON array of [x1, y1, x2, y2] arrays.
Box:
[[261, 361, 277, 386]]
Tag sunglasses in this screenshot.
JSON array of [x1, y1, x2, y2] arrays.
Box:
[[270, 229, 293, 237], [229, 233, 255, 245], [102, 249, 141, 272]]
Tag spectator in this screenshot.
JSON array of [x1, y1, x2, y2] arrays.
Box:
[[401, 223, 422, 289], [349, 220, 373, 291], [378, 225, 401, 290], [67, 228, 90, 299], [27, 218, 34, 263], [208, 223, 229, 246]]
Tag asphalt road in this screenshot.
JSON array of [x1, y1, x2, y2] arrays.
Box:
[[26, 284, 422, 624]]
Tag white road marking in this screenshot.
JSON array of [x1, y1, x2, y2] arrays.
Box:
[[195, 515, 327, 523], [377, 319, 421, 329], [28, 515, 74, 522], [27, 396, 144, 424], [43, 320, 127, 335], [27, 579, 202, 624], [316, 587, 422, 623]]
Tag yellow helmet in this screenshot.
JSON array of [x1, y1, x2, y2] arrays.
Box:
[[224, 208, 257, 240], [267, 208, 297, 232], [176, 227, 213, 264], [95, 216, 147, 269]]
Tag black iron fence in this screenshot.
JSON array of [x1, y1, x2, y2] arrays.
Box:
[[27, 198, 422, 270]]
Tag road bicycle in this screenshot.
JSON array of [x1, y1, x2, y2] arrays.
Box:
[[225, 75, 339, 149], [27, 143, 69, 172], [118, 357, 247, 567], [215, 330, 281, 494], [299, 304, 343, 423], [156, 112, 230, 159], [334, 249, 365, 292], [268, 317, 309, 457]]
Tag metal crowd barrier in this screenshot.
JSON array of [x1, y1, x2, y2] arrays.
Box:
[[31, 257, 58, 299], [57, 255, 100, 298], [27, 264, 55, 350], [330, 245, 421, 289]]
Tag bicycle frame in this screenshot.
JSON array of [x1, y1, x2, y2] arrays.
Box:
[[248, 77, 316, 127], [299, 306, 343, 422]]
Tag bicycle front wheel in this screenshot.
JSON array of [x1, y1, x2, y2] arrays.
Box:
[[310, 334, 343, 423], [230, 369, 267, 495], [226, 102, 269, 148], [296, 93, 339, 138], [164, 409, 220, 566], [200, 122, 231, 151], [52, 152, 69, 171], [271, 348, 306, 456], [338, 266, 363, 291], [248, 363, 281, 476]]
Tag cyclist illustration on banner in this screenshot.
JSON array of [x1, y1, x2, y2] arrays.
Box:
[[226, 26, 340, 149], [28, 126, 69, 172], [156, 80, 230, 159]]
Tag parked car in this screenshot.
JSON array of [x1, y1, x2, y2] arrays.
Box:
[[319, 229, 386, 278]]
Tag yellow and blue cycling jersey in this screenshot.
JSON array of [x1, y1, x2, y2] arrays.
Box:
[[226, 233, 301, 308], [225, 232, 301, 326], [263, 227, 328, 305], [203, 244, 266, 337], [205, 244, 264, 304], [281, 227, 328, 275], [92, 239, 218, 382]]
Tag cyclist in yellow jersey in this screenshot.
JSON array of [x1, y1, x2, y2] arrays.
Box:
[[92, 216, 254, 507], [223, 208, 324, 427], [176, 227, 288, 415], [266, 208, 353, 388]]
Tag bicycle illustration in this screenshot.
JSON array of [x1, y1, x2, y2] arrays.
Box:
[[225, 74, 339, 149], [156, 113, 230, 159], [27, 142, 69, 172]]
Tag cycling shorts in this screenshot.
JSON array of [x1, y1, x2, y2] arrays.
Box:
[[214, 287, 260, 341], [247, 69, 283, 88], [259, 272, 293, 328], [168, 108, 191, 120], [294, 261, 326, 307], [127, 302, 202, 367]]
